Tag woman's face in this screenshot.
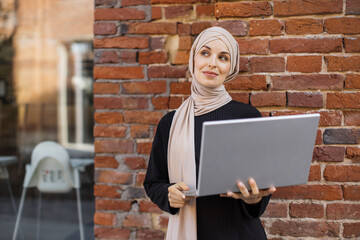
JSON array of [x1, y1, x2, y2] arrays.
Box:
[[194, 39, 231, 88]]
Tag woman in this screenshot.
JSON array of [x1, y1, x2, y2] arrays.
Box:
[[144, 27, 276, 240]]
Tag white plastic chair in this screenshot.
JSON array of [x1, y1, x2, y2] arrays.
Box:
[[12, 141, 84, 240]]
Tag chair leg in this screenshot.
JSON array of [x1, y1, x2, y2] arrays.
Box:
[[36, 192, 42, 240], [12, 188, 27, 240], [76, 188, 84, 240], [6, 178, 25, 240]]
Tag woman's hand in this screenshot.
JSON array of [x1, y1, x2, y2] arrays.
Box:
[[221, 178, 276, 204], [168, 182, 195, 208]]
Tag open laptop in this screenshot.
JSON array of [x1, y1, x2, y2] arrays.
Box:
[[184, 113, 320, 197]]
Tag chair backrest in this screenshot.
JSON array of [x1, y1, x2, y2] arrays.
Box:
[[24, 141, 75, 193]]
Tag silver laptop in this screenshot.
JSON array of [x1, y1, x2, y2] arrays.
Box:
[[184, 113, 320, 197]]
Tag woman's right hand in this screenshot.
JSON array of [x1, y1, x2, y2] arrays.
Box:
[[168, 182, 193, 208]]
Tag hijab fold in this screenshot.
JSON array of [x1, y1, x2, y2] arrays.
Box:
[[166, 27, 240, 240]]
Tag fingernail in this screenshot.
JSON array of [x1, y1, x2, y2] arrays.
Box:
[[238, 182, 244, 187], [249, 178, 254, 184], [182, 195, 185, 199]]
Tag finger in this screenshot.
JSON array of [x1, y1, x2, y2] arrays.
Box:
[[237, 182, 250, 198], [168, 184, 186, 199], [177, 182, 189, 191], [260, 187, 277, 196], [227, 191, 242, 199], [249, 178, 259, 195]]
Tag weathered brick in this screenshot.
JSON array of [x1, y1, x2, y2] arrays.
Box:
[[262, 202, 288, 218], [94, 50, 118, 64], [152, 96, 170, 110], [136, 172, 146, 186], [95, 139, 134, 153], [315, 129, 323, 145], [327, 93, 360, 109], [346, 0, 360, 15], [324, 128, 360, 144], [345, 74, 360, 89], [127, 187, 146, 198], [343, 223, 360, 238], [165, 5, 193, 19], [216, 20, 248, 36], [95, 156, 119, 169], [121, 51, 137, 63], [148, 65, 187, 78], [272, 110, 342, 126], [94, 112, 123, 124], [124, 111, 163, 124], [178, 36, 192, 50], [215, 2, 272, 18], [236, 38, 269, 55], [94, 184, 122, 198], [250, 57, 285, 73], [95, 0, 117, 7], [122, 0, 148, 6], [151, 0, 209, 3], [239, 57, 249, 72], [150, 37, 165, 50], [157, 215, 169, 228], [225, 75, 266, 91], [139, 51, 167, 64], [270, 38, 342, 54], [137, 228, 164, 240], [94, 97, 147, 110], [196, 5, 214, 17], [93, 83, 120, 94], [94, 66, 144, 79], [94, 227, 131, 239], [173, 50, 190, 65], [274, 0, 342, 17], [272, 74, 344, 90], [285, 18, 323, 35], [308, 164, 321, 181], [249, 20, 284, 36], [312, 146, 345, 162], [96, 170, 133, 184], [287, 55, 322, 73], [139, 200, 162, 213], [290, 203, 324, 218], [326, 56, 360, 71], [325, 17, 360, 34], [126, 22, 177, 34], [269, 220, 340, 238], [170, 82, 191, 94], [137, 141, 152, 154], [250, 92, 286, 107], [95, 199, 132, 211], [344, 111, 360, 126], [178, 23, 191, 35], [122, 81, 167, 94], [124, 157, 147, 170], [327, 203, 360, 219], [94, 8, 145, 20], [191, 21, 214, 35], [344, 185, 360, 201], [94, 212, 116, 226], [94, 37, 149, 49], [287, 92, 323, 108], [122, 214, 151, 228], [345, 37, 360, 53], [346, 147, 360, 162], [169, 96, 185, 109], [272, 185, 343, 200], [94, 125, 127, 138], [130, 125, 150, 138], [324, 165, 360, 182], [152, 7, 162, 20], [94, 22, 117, 35]]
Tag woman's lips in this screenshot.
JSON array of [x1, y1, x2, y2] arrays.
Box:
[[203, 71, 218, 77]]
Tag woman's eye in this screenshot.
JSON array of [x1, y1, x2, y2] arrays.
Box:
[[220, 55, 229, 61], [201, 50, 209, 56]]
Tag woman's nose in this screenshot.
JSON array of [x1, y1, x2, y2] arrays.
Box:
[[208, 56, 217, 68]]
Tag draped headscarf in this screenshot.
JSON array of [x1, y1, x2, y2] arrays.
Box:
[[166, 27, 240, 239]]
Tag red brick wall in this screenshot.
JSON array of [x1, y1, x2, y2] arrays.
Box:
[[93, 0, 360, 239]]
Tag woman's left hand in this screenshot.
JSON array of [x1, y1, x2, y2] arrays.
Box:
[[220, 178, 276, 204]]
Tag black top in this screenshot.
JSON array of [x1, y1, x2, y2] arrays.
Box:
[[144, 100, 271, 240]]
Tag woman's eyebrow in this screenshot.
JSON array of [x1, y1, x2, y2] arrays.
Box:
[[202, 45, 230, 55]]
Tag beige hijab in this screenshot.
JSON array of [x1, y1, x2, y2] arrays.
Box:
[[166, 27, 240, 239]]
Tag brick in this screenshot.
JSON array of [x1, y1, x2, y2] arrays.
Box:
[[94, 212, 116, 226], [157, 215, 169, 228], [124, 111, 163, 124], [236, 38, 269, 55], [170, 82, 191, 94], [345, 37, 360, 53], [94, 125, 126, 138], [122, 81, 167, 94], [272, 185, 343, 200], [136, 172, 146, 186], [137, 228, 164, 240], [287, 55, 322, 73], [345, 111, 360, 126], [173, 50, 190, 65], [312, 146, 345, 162], [272, 110, 342, 126], [150, 37, 165, 50], [325, 17, 360, 34], [343, 223, 360, 238], [327, 203, 360, 219], [165, 5, 192, 19], [324, 128, 360, 144], [152, 97, 170, 110], [216, 20, 248, 36], [315, 129, 323, 145], [346, 0, 360, 14], [250, 92, 286, 107], [308, 164, 321, 181], [130, 125, 149, 138], [94, 184, 122, 198], [122, 214, 151, 228], [344, 185, 360, 201], [274, 0, 342, 17], [94, 227, 131, 239], [215, 2, 272, 19], [95, 156, 119, 169], [347, 147, 360, 162], [285, 18, 323, 35], [239, 57, 249, 72], [93, 83, 120, 94], [94, 22, 117, 35], [250, 57, 285, 73], [324, 165, 360, 182], [196, 5, 214, 17], [345, 74, 360, 89], [326, 56, 360, 72], [269, 220, 340, 238], [178, 36, 192, 50], [126, 22, 177, 34], [94, 51, 118, 64], [151, 0, 209, 3], [94, 37, 148, 49], [94, 8, 145, 20], [94, 97, 147, 110], [95, 139, 134, 153], [96, 199, 132, 211], [139, 200, 162, 213], [122, 0, 148, 6], [124, 157, 147, 170], [290, 203, 324, 218], [272, 74, 344, 90], [287, 92, 323, 108], [225, 75, 266, 91], [249, 20, 284, 36], [169, 97, 185, 109], [270, 38, 342, 54], [94, 66, 144, 79], [152, 7, 162, 20], [139, 51, 167, 64], [121, 51, 137, 63], [95, 0, 117, 7], [262, 202, 287, 218], [191, 21, 213, 35], [94, 112, 123, 124], [137, 141, 152, 154], [148, 65, 187, 78], [178, 23, 191, 35], [127, 187, 146, 198], [96, 170, 133, 184], [327, 93, 360, 109]]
